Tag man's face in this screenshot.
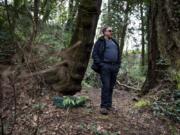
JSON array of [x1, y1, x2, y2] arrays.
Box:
[[104, 27, 113, 38]]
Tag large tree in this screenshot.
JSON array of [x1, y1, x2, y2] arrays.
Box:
[[142, 0, 180, 94], [23, 0, 102, 95]]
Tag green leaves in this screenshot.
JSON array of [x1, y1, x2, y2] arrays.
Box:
[[41, 0, 57, 22], [53, 96, 88, 109], [13, 0, 28, 10], [152, 90, 180, 123], [134, 99, 151, 108]]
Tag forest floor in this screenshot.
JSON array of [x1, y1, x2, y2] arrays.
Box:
[[4, 84, 179, 135]]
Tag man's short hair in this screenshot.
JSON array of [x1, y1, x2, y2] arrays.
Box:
[[102, 26, 110, 34]]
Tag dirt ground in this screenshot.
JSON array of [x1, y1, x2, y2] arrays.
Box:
[[2, 85, 179, 135]]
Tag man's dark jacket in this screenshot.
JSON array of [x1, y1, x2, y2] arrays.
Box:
[[91, 36, 121, 73]]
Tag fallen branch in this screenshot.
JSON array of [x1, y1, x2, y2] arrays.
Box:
[[116, 80, 141, 91]]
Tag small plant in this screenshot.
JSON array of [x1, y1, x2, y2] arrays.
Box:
[[169, 125, 179, 135], [32, 103, 46, 112], [156, 58, 169, 65], [53, 96, 88, 108], [134, 99, 151, 108], [174, 71, 180, 89]]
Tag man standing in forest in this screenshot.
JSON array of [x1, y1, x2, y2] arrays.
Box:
[[91, 26, 121, 115]]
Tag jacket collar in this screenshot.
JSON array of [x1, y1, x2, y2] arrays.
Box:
[[98, 36, 110, 41], [98, 36, 115, 41], [98, 36, 119, 45]]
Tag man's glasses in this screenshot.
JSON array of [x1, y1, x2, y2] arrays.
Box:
[[107, 30, 112, 32]]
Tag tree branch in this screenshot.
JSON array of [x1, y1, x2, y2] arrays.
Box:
[[116, 80, 141, 91]]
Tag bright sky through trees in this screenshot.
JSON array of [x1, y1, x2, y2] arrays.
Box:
[[96, 0, 141, 51]]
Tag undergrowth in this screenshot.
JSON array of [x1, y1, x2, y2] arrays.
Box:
[[152, 89, 180, 123], [52, 96, 89, 108]]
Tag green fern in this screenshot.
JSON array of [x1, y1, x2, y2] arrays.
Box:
[[53, 96, 88, 108]]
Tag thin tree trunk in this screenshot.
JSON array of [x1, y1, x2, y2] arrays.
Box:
[[0, 74, 3, 135], [34, 0, 39, 37], [4, 0, 11, 29], [0, 74, 2, 111], [140, 2, 145, 67], [4, 0, 15, 38], [29, 0, 40, 45], [119, 2, 130, 65], [107, 0, 111, 25], [65, 0, 79, 32]]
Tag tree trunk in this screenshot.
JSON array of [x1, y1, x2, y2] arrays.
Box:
[[34, 0, 39, 33], [119, 2, 130, 65], [107, 0, 111, 25], [0, 74, 3, 135], [140, 2, 145, 67], [5, 0, 11, 31], [65, 0, 79, 32], [4, 0, 16, 38], [0, 74, 2, 112], [142, 0, 180, 94], [29, 0, 40, 45], [24, 0, 102, 95], [141, 0, 161, 94]]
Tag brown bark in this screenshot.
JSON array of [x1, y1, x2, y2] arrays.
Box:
[[34, 0, 39, 31], [142, 0, 160, 94], [158, 0, 180, 69], [0, 74, 2, 112], [29, 0, 40, 45], [142, 0, 180, 94], [0, 71, 4, 135]]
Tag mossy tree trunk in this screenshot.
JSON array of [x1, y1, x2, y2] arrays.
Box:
[[41, 0, 102, 95], [142, 0, 180, 94]]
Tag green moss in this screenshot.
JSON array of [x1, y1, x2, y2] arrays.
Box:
[[134, 99, 151, 108], [169, 125, 179, 135], [178, 83, 180, 90], [176, 73, 180, 89], [175, 71, 180, 89]]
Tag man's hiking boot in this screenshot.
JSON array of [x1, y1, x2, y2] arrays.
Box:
[[107, 107, 118, 113], [100, 108, 109, 115]]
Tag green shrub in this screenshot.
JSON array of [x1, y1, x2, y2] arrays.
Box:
[[53, 96, 88, 108], [152, 90, 180, 123]]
